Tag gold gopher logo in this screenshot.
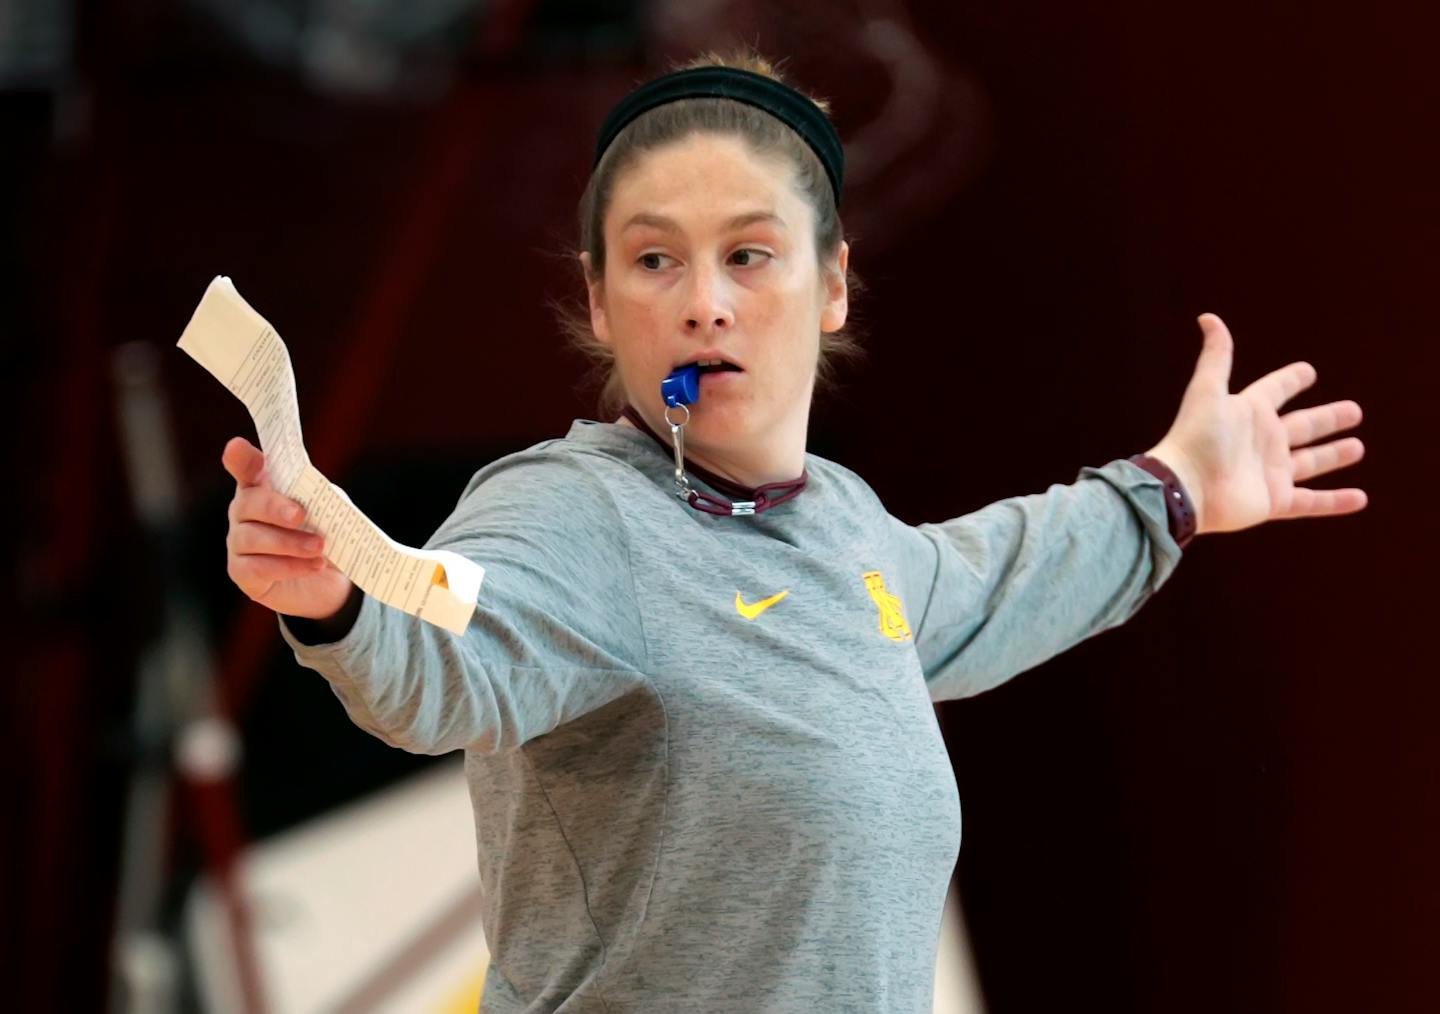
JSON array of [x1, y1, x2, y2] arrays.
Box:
[[863, 571, 912, 642]]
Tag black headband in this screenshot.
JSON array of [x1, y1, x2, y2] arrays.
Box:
[[593, 66, 845, 208]]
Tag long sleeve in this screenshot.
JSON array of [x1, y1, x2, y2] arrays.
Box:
[[885, 457, 1183, 702], [278, 450, 650, 755]]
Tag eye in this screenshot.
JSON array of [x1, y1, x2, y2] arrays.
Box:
[[729, 248, 772, 268], [637, 252, 672, 270]]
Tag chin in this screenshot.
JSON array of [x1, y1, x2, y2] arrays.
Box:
[[692, 400, 766, 442]]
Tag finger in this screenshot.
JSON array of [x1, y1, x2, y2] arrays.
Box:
[[1292, 437, 1365, 482], [229, 552, 328, 591], [1244, 360, 1318, 412], [222, 436, 266, 488], [228, 520, 325, 558], [1283, 400, 1364, 448], [1277, 486, 1369, 520], [1193, 313, 1235, 392], [229, 485, 307, 528]]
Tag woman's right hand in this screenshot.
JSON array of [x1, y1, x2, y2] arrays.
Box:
[[223, 436, 356, 620]]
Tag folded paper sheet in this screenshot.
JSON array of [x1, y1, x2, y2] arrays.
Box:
[[178, 276, 483, 635]]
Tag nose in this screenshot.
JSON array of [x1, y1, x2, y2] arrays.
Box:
[[683, 262, 734, 333]]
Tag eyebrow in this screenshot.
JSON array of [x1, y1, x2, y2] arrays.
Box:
[[620, 210, 787, 233]]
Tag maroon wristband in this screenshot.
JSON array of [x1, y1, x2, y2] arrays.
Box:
[[1127, 454, 1198, 549]]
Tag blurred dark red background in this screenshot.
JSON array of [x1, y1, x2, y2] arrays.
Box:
[[7, 0, 1436, 1010]]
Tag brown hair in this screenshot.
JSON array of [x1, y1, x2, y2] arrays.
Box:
[[558, 50, 865, 416]]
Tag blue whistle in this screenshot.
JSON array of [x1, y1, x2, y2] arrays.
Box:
[[661, 364, 702, 407]]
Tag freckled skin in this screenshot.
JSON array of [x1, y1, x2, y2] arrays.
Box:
[[583, 133, 848, 487]]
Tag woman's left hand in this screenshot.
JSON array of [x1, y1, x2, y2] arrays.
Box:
[[1144, 313, 1368, 536]]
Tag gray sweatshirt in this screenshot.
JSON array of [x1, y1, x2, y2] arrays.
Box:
[[281, 418, 1183, 1013]]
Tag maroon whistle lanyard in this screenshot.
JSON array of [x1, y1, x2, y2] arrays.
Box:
[[619, 404, 807, 517]]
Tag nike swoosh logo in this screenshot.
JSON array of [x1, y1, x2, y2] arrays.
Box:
[[735, 589, 789, 620]]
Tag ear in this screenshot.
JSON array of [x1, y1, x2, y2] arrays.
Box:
[[580, 251, 612, 348], [819, 240, 849, 333]]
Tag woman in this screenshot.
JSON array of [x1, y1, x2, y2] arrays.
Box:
[[221, 53, 1367, 1013]]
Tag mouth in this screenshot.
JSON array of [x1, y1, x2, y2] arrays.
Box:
[[674, 356, 744, 375]]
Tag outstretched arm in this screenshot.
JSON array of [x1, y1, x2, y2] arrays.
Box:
[[1144, 314, 1368, 536]]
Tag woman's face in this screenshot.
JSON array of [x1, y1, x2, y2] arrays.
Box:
[[583, 132, 848, 466]]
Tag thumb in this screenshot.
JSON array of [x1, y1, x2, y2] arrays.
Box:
[[222, 436, 266, 488], [1192, 312, 1234, 393]]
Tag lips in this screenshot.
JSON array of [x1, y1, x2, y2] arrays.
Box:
[[673, 352, 744, 373]]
